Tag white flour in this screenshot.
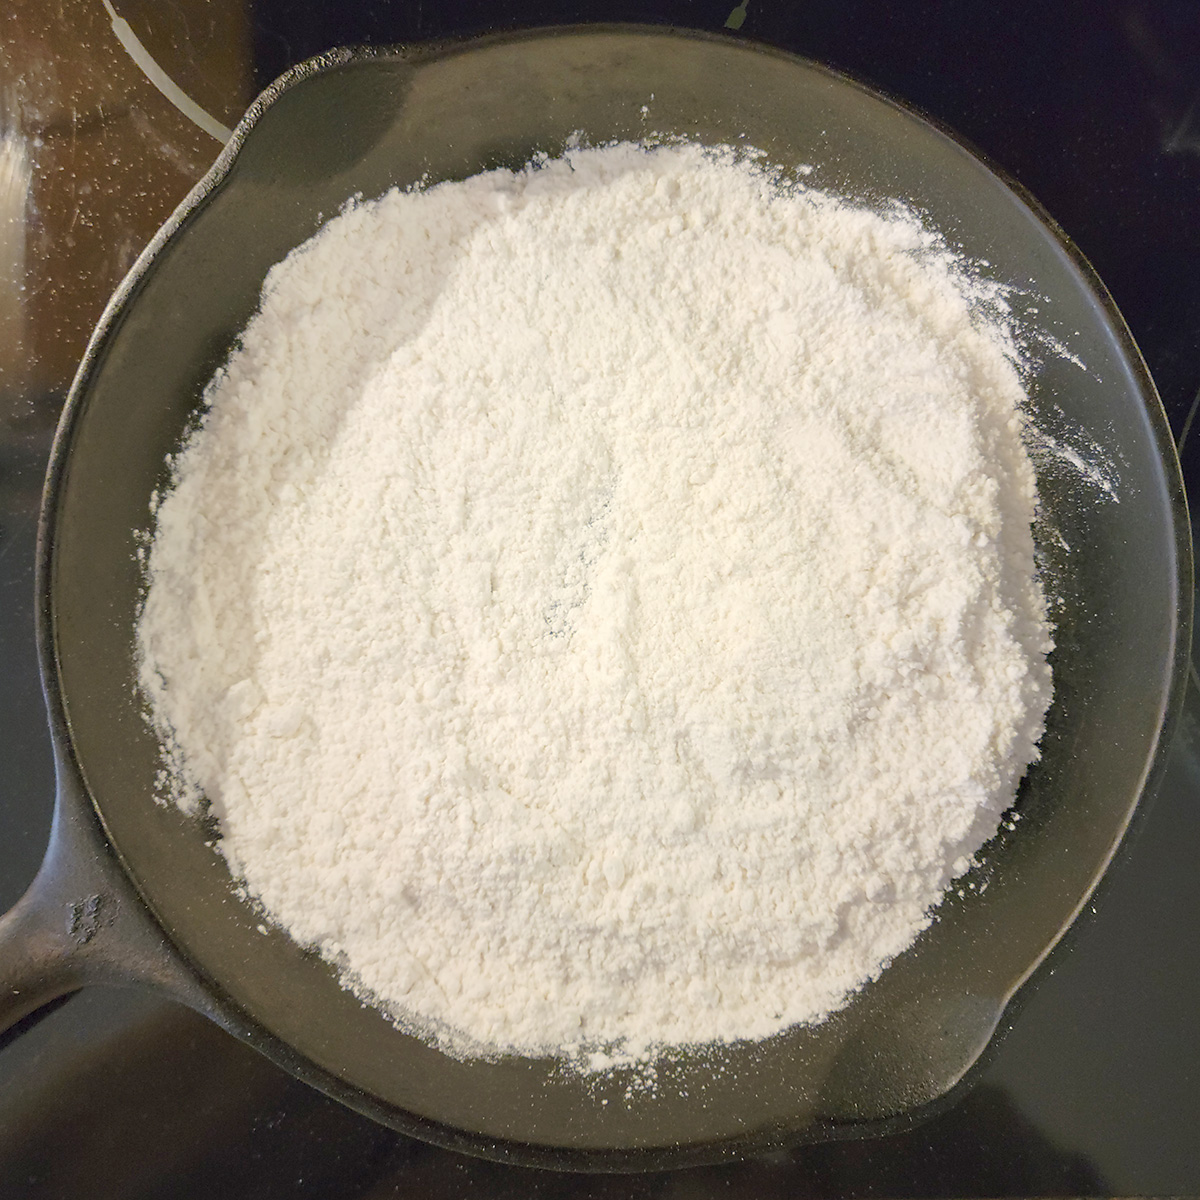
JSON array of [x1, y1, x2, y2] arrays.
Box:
[[137, 143, 1054, 1064]]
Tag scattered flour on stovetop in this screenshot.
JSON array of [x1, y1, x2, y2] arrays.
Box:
[[136, 142, 1054, 1068]]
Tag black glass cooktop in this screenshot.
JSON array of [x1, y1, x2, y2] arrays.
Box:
[[2, 2, 1199, 1195]]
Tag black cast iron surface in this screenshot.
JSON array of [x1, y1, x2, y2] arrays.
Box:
[[2, 1, 1199, 1195]]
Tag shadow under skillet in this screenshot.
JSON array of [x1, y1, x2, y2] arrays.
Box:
[[0, 988, 1108, 1200]]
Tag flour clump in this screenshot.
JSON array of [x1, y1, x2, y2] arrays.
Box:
[[137, 142, 1054, 1063]]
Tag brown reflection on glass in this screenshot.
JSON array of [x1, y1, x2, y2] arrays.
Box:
[[108, 0, 255, 132], [0, 93, 31, 403], [1, 0, 251, 429]]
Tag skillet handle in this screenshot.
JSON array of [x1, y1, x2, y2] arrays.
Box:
[[0, 778, 209, 1038], [0, 863, 84, 1033]]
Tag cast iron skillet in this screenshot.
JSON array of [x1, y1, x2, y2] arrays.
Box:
[[0, 25, 1191, 1171]]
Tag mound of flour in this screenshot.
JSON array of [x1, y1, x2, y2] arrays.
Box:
[[137, 142, 1053, 1062]]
